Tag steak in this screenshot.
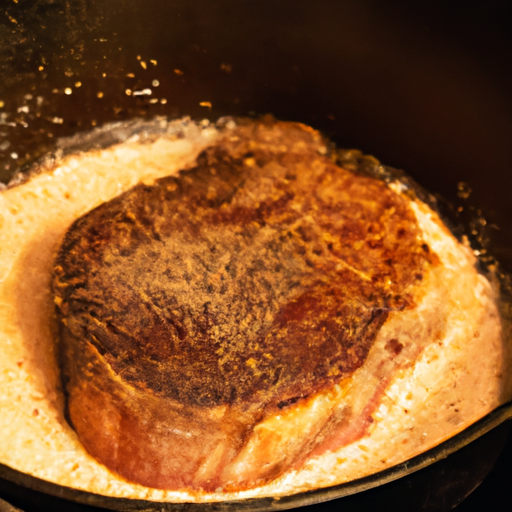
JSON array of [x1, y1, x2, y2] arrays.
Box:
[[53, 119, 442, 491]]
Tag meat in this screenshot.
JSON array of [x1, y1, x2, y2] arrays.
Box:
[[52, 118, 503, 491], [0, 117, 510, 501]]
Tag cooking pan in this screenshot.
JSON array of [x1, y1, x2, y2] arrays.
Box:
[[1, 1, 511, 511]]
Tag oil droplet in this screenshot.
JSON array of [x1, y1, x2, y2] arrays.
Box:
[[11, 153, 18, 159], [152, 79, 160, 87], [64, 88, 72, 95], [133, 88, 152, 96], [457, 182, 472, 200]]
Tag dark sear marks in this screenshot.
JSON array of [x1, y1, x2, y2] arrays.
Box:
[[53, 139, 433, 410]]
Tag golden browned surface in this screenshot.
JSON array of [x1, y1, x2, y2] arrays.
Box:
[[53, 119, 437, 490], [54, 129, 433, 409]]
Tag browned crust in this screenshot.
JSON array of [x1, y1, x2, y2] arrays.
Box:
[[52, 119, 436, 490]]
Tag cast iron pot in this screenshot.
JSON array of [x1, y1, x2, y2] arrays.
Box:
[[1, 1, 511, 511]]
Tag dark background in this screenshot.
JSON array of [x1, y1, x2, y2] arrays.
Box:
[[1, 1, 511, 510]]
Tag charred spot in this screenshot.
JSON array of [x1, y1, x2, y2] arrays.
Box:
[[385, 338, 404, 356], [277, 395, 305, 409]]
